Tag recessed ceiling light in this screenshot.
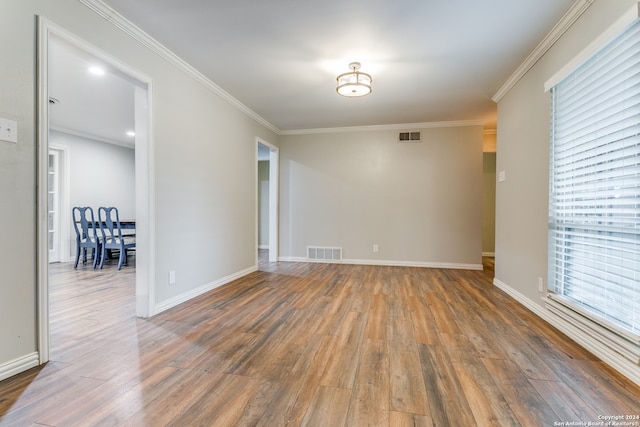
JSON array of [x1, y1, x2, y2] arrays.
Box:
[[88, 66, 105, 76], [126, 131, 135, 137]]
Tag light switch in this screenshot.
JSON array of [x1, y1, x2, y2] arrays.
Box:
[[498, 170, 506, 182], [0, 117, 17, 143]]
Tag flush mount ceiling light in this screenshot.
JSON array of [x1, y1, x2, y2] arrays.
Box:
[[88, 66, 105, 76], [336, 62, 372, 97]]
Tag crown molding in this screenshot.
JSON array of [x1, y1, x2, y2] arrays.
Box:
[[279, 120, 484, 136], [492, 0, 594, 103], [77, 0, 281, 135], [50, 126, 135, 149]]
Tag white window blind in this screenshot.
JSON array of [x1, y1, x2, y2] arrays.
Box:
[[548, 19, 640, 340]]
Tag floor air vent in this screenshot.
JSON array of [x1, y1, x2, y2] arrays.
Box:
[[307, 246, 342, 262]]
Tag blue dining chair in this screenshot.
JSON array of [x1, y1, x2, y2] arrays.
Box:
[[72, 206, 101, 269], [98, 207, 136, 270]]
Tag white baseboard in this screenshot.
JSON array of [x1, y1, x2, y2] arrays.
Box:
[[154, 266, 257, 315], [493, 278, 640, 387], [278, 256, 483, 270], [0, 352, 40, 382]]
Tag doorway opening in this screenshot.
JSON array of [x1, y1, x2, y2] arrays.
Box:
[[256, 138, 279, 265], [37, 18, 154, 364]]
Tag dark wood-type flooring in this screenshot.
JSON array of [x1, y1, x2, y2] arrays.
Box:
[[1, 252, 639, 426]]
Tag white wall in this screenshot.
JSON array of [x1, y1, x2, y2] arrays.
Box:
[[50, 131, 136, 260], [494, 0, 639, 383], [279, 125, 483, 267], [495, 0, 638, 306], [0, 0, 277, 378]]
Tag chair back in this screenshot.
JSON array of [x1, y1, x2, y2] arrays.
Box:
[[72, 207, 99, 244], [98, 207, 124, 245]]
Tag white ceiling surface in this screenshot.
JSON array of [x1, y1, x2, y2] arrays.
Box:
[[49, 34, 137, 147], [51, 0, 576, 143]]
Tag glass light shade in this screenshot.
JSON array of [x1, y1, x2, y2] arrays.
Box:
[[336, 63, 372, 97]]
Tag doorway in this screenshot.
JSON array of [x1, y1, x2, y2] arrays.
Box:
[[37, 18, 154, 364], [256, 138, 279, 264]]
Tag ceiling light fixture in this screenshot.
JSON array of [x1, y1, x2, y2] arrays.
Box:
[[88, 66, 105, 76], [126, 131, 136, 137], [336, 62, 372, 97]]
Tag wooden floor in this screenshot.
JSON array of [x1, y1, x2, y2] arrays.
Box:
[[1, 253, 639, 426]]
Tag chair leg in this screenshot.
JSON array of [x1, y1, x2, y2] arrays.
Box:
[[99, 246, 106, 269], [117, 249, 125, 270], [74, 246, 80, 268], [92, 246, 100, 269]]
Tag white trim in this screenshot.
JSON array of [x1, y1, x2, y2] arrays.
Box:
[[544, 2, 640, 91], [493, 278, 640, 387], [278, 256, 483, 270], [50, 125, 135, 150], [153, 266, 257, 315], [0, 353, 40, 382], [279, 120, 484, 136], [37, 15, 50, 366], [545, 297, 640, 361], [77, 0, 280, 135], [267, 146, 279, 263], [492, 0, 594, 102]]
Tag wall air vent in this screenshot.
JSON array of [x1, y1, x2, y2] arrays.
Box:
[[307, 246, 342, 262], [398, 131, 421, 142]]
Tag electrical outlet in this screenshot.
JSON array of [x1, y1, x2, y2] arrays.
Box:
[[169, 270, 176, 285], [0, 117, 17, 143], [538, 277, 544, 292], [373, 244, 379, 253]]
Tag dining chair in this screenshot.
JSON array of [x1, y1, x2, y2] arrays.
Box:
[[72, 206, 101, 269], [98, 207, 136, 270]]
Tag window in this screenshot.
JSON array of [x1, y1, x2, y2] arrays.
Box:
[[548, 19, 640, 341]]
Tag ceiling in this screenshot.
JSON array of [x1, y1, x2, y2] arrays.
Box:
[[49, 34, 138, 147], [50, 0, 578, 143]]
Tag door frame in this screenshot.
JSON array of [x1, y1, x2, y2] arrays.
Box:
[[37, 17, 155, 364], [256, 138, 279, 263]]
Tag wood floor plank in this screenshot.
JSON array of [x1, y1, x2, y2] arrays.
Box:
[[389, 342, 430, 415], [300, 386, 351, 427], [260, 334, 337, 427], [365, 293, 389, 341], [529, 379, 600, 423], [389, 410, 433, 427], [418, 344, 476, 426], [345, 339, 390, 426], [1, 254, 639, 426], [482, 357, 559, 426], [319, 311, 368, 389], [409, 296, 440, 345]]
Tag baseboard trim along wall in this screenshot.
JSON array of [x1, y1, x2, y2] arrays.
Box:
[[493, 278, 640, 388], [279, 257, 483, 270], [154, 266, 257, 315], [0, 352, 39, 382]]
